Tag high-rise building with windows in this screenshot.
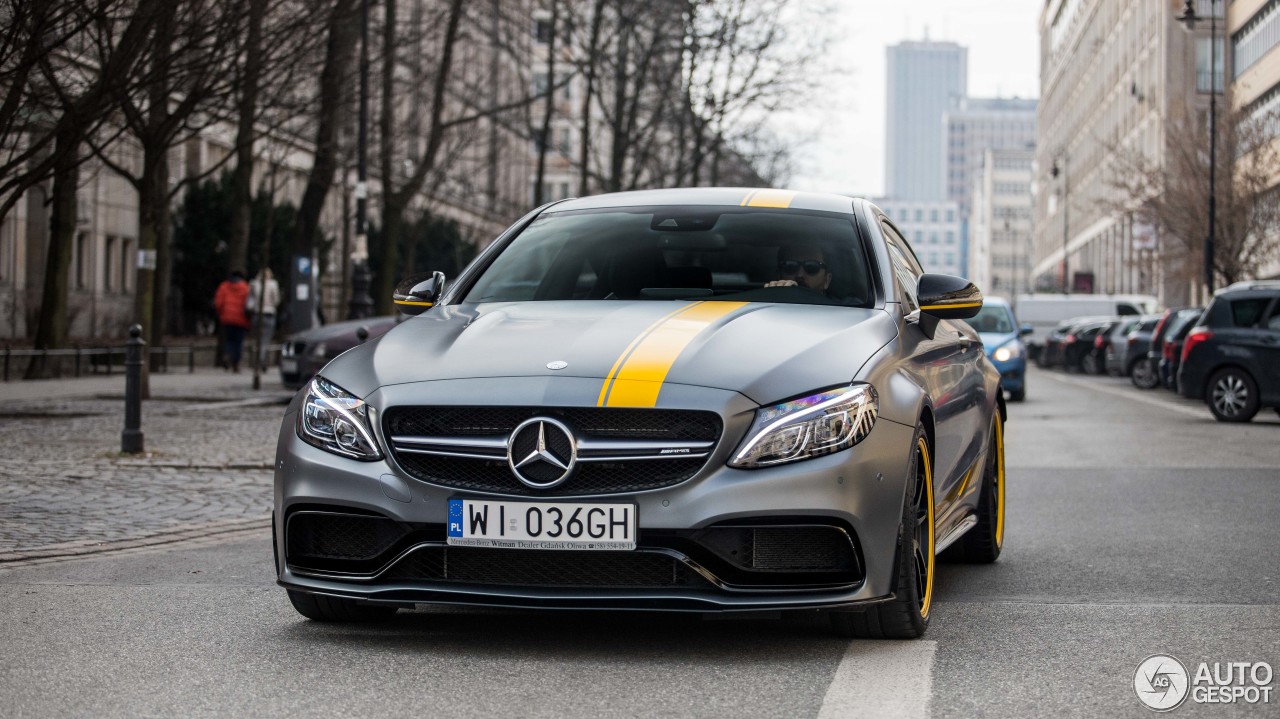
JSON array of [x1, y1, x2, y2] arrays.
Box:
[[970, 148, 1035, 298], [885, 40, 967, 201], [1035, 0, 1216, 305], [874, 198, 964, 277], [1230, 0, 1280, 280]]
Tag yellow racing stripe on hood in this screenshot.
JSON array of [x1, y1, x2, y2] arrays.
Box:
[[598, 301, 749, 407]]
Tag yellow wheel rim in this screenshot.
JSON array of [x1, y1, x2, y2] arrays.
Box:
[[994, 415, 1006, 549], [916, 437, 936, 620]]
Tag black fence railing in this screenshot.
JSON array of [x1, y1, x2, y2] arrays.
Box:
[[1, 342, 283, 381]]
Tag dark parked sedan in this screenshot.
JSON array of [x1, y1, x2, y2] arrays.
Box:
[[279, 316, 398, 390], [273, 188, 1007, 639], [1178, 281, 1280, 421], [1158, 308, 1204, 390]]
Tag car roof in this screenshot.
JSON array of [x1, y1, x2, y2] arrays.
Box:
[[549, 188, 857, 215]]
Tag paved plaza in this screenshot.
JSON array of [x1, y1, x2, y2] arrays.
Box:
[[0, 369, 294, 563]]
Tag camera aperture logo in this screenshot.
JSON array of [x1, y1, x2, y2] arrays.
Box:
[[1135, 655, 1189, 711], [1135, 654, 1275, 712]]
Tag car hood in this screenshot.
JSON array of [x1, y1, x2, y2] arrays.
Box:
[[322, 300, 897, 406]]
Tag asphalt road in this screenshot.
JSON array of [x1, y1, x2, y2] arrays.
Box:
[[1, 366, 1277, 718]]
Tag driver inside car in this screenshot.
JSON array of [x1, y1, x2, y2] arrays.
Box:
[[765, 243, 832, 292]]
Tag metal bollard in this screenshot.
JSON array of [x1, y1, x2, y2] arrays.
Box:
[[122, 324, 145, 454]]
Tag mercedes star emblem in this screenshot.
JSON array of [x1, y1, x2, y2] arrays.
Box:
[[546, 360, 568, 370], [507, 417, 577, 488]]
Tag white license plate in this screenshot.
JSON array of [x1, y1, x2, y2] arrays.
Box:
[[280, 358, 298, 373], [447, 498, 636, 550]]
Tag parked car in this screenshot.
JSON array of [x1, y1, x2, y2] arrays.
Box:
[[1178, 282, 1280, 422], [966, 296, 1031, 401], [1015, 293, 1158, 359], [1158, 308, 1204, 390], [1101, 316, 1147, 376], [1118, 315, 1162, 386], [1063, 319, 1117, 374], [1137, 307, 1195, 390], [1037, 315, 1112, 369], [273, 188, 1009, 639], [279, 316, 399, 390]]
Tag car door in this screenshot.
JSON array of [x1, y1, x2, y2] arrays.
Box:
[[1248, 297, 1280, 404], [880, 220, 985, 495]]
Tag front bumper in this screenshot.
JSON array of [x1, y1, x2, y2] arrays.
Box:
[[274, 378, 916, 612], [989, 356, 1025, 393]]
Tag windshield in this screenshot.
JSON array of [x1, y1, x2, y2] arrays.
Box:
[[966, 304, 1016, 334], [464, 206, 874, 308]]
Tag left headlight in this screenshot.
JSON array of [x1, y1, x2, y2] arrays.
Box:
[[729, 384, 878, 469], [992, 340, 1024, 363], [297, 376, 382, 460]]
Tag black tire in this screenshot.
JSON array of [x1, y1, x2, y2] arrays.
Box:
[[828, 425, 934, 639], [942, 414, 1005, 563], [1009, 386, 1026, 402], [1207, 368, 1260, 423], [1081, 352, 1100, 375], [286, 589, 398, 622], [1130, 358, 1159, 389]]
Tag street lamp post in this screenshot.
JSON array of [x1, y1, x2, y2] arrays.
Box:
[[1178, 0, 1218, 296], [1051, 157, 1069, 294]]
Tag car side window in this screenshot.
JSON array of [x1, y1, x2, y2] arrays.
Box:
[[1263, 299, 1280, 331], [879, 220, 921, 311], [1230, 298, 1270, 327]]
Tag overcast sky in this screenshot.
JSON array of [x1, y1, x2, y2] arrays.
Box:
[[783, 0, 1043, 197]]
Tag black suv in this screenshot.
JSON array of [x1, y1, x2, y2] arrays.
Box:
[[1178, 281, 1280, 422]]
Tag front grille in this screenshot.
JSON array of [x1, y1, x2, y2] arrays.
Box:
[[383, 547, 709, 588], [385, 407, 720, 440], [384, 407, 722, 496]]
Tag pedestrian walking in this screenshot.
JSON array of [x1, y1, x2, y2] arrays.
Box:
[[214, 270, 251, 372], [250, 268, 281, 369]]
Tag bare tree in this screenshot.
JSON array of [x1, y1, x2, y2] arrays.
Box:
[[1109, 102, 1280, 293], [19, 0, 165, 379]]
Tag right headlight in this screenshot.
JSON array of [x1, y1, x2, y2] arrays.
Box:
[[992, 340, 1023, 362], [729, 384, 878, 469], [297, 376, 382, 460]]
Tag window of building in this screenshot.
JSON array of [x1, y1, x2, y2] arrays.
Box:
[[120, 238, 133, 293], [104, 236, 117, 291], [914, 208, 923, 222], [1233, 0, 1280, 79], [930, 208, 938, 222], [533, 15, 553, 44], [75, 232, 91, 290], [1196, 36, 1224, 93]]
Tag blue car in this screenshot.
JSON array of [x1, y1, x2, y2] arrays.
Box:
[[967, 297, 1030, 401]]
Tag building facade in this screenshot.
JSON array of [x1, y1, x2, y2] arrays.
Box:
[[875, 198, 965, 277], [1230, 0, 1280, 280], [885, 40, 968, 201], [970, 148, 1036, 298], [1035, 0, 1217, 305]]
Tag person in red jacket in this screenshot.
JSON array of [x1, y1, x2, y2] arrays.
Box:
[[214, 270, 251, 372]]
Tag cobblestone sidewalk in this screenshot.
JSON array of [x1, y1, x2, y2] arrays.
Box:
[[0, 372, 294, 562]]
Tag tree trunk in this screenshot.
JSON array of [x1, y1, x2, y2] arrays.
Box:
[[578, 0, 604, 196], [533, 0, 558, 206], [229, 0, 268, 274], [292, 0, 358, 261], [373, 0, 464, 315], [24, 125, 77, 380]]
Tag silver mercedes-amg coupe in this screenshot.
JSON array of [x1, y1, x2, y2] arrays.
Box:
[[274, 187, 1007, 638]]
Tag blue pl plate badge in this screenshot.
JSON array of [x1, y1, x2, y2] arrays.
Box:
[[448, 499, 464, 537]]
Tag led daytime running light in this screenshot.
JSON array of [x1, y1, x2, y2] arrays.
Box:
[[730, 384, 878, 468], [298, 377, 382, 460]]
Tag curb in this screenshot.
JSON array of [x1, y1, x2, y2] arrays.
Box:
[[0, 515, 270, 568]]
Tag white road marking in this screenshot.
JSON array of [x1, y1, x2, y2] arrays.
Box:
[[818, 640, 936, 719], [1040, 371, 1208, 419]]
